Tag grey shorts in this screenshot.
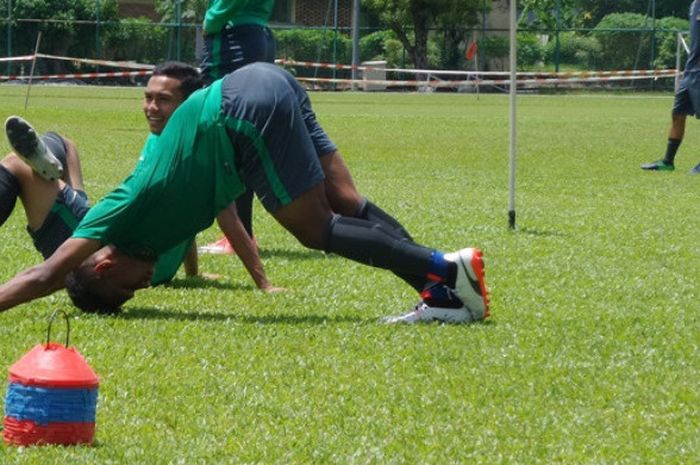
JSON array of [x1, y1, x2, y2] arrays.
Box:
[[28, 185, 89, 259], [200, 24, 276, 83], [42, 132, 68, 168], [221, 62, 336, 212], [672, 69, 700, 118]]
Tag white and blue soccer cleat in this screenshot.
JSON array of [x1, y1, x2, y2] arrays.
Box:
[[383, 301, 472, 324], [5, 115, 63, 181], [443, 248, 490, 321]]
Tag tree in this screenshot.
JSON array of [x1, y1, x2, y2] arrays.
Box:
[[11, 0, 120, 72], [518, 0, 688, 30], [362, 0, 487, 71]]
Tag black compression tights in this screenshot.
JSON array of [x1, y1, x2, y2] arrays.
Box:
[[325, 215, 431, 292], [0, 165, 20, 227]]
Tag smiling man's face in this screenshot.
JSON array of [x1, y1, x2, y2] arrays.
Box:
[[143, 75, 186, 135]]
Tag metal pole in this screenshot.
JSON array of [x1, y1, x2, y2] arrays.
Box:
[[350, 0, 360, 90], [95, 0, 100, 76], [6, 0, 11, 76], [24, 31, 42, 110], [651, 0, 656, 68], [508, 0, 517, 230], [332, 0, 338, 87], [555, 0, 561, 73], [176, 0, 182, 61]]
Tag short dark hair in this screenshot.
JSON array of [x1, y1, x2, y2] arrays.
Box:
[[152, 61, 204, 99], [65, 267, 124, 315]]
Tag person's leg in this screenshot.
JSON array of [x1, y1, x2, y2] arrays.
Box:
[[43, 132, 84, 193], [661, 113, 687, 166], [270, 182, 488, 321], [225, 64, 488, 321], [0, 161, 20, 227], [1, 154, 62, 231], [234, 188, 254, 237], [642, 85, 691, 171], [4, 116, 63, 181]]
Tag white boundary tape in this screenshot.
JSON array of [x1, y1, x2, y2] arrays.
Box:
[[0, 54, 680, 88]]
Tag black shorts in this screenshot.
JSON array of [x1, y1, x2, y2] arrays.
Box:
[[221, 63, 336, 212], [201, 24, 276, 82], [28, 185, 89, 259], [672, 69, 700, 118]]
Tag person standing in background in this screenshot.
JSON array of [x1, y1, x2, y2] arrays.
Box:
[[199, 0, 277, 253]]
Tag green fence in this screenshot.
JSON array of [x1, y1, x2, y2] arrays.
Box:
[[0, 13, 689, 89]]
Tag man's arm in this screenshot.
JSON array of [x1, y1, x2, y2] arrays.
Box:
[[0, 238, 100, 311], [183, 240, 198, 277], [216, 202, 284, 293]]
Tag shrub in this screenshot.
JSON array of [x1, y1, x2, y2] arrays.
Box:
[[517, 33, 544, 67], [102, 18, 169, 63], [593, 13, 651, 70], [544, 32, 602, 69], [654, 16, 689, 69]]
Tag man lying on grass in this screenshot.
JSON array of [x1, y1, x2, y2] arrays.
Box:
[[0, 62, 490, 324], [0, 62, 280, 314]]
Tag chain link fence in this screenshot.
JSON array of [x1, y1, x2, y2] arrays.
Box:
[[0, 13, 689, 90]]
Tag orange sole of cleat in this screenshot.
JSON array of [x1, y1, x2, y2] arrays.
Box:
[[470, 249, 490, 319]]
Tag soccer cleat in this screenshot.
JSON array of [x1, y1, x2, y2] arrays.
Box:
[[443, 248, 489, 321], [689, 162, 700, 175], [640, 159, 674, 171], [382, 301, 471, 324], [5, 116, 63, 181], [197, 236, 236, 255]]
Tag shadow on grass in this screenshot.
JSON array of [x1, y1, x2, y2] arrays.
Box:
[[160, 277, 248, 290], [257, 247, 325, 261], [515, 227, 566, 237], [115, 306, 366, 325]]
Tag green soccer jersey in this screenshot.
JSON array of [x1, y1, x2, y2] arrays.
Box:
[[73, 79, 245, 258], [204, 0, 275, 34]]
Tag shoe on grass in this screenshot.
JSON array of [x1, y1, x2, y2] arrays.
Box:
[[640, 159, 674, 171], [443, 248, 490, 321], [198, 236, 235, 255], [383, 301, 472, 324], [689, 162, 700, 175], [5, 116, 63, 181]]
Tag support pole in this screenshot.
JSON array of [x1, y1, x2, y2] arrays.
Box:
[[508, 0, 517, 230], [24, 31, 42, 111], [351, 0, 360, 90]]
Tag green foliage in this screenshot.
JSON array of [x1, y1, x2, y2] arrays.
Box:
[[519, 0, 688, 29], [102, 17, 169, 63], [155, 0, 207, 23], [517, 32, 544, 67], [358, 29, 408, 68], [274, 28, 352, 75], [654, 16, 690, 69], [593, 13, 652, 70], [479, 34, 508, 70], [0, 86, 698, 463], [519, 0, 584, 30], [363, 0, 488, 69], [544, 32, 602, 69]]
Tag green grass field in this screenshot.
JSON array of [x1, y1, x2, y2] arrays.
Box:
[[0, 85, 697, 464]]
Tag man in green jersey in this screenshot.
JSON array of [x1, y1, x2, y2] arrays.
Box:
[[0, 61, 279, 313], [0, 63, 489, 324]]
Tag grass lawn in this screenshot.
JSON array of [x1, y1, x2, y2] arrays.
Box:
[[0, 85, 697, 464]]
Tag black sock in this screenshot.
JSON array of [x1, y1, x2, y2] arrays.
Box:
[[0, 165, 20, 227], [355, 199, 413, 242], [325, 215, 432, 292], [664, 138, 681, 164]]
